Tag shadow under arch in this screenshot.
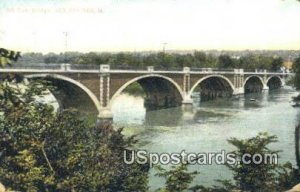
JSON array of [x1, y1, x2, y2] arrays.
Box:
[[25, 74, 101, 115], [243, 75, 264, 93], [189, 75, 234, 102], [267, 76, 283, 90], [109, 74, 184, 110]]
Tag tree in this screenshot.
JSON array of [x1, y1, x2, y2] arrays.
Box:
[[194, 51, 207, 67], [156, 52, 177, 69], [295, 125, 300, 177], [293, 57, 300, 90], [44, 53, 59, 64], [0, 48, 21, 67], [217, 54, 235, 68], [182, 54, 195, 68], [155, 164, 198, 192], [239, 54, 259, 70], [0, 78, 149, 191], [226, 132, 297, 192], [196, 132, 299, 192], [271, 57, 283, 71], [206, 54, 218, 68], [257, 55, 273, 69]]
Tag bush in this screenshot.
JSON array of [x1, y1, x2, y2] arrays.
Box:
[[0, 79, 149, 191]]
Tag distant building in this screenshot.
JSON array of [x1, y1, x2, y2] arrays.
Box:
[[283, 60, 293, 69]]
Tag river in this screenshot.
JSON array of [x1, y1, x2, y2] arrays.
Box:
[[111, 86, 300, 190]]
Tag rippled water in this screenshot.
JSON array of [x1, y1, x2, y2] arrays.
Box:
[[111, 86, 300, 190]]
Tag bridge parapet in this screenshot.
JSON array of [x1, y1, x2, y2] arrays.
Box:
[[100, 64, 110, 72], [254, 69, 267, 73], [147, 66, 154, 72], [1, 63, 292, 76], [183, 67, 190, 73], [234, 68, 244, 74]]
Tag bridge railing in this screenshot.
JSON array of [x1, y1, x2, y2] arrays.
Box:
[[0, 63, 290, 74], [191, 68, 235, 72], [6, 63, 62, 70], [153, 66, 182, 71], [243, 69, 289, 73], [70, 64, 99, 70], [110, 65, 148, 71]]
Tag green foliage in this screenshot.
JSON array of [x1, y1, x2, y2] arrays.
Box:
[[0, 48, 21, 67], [189, 132, 299, 192], [238, 54, 280, 70], [155, 164, 199, 192], [123, 82, 145, 97], [239, 54, 259, 70], [285, 75, 295, 86], [189, 179, 236, 192], [271, 57, 283, 71], [194, 51, 207, 65], [293, 57, 300, 90], [0, 56, 12, 67], [295, 125, 300, 174], [226, 132, 278, 191], [225, 132, 297, 192], [218, 54, 236, 68], [0, 79, 149, 191], [15, 51, 290, 71]]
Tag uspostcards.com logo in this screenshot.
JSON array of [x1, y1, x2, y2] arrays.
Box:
[[123, 150, 278, 167]]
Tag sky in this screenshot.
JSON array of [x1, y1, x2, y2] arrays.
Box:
[[0, 0, 300, 53]]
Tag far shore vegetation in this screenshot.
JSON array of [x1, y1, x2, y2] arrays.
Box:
[[12, 50, 296, 72], [123, 82, 145, 97]]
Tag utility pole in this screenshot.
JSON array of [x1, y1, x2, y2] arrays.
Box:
[[63, 32, 69, 63], [162, 42, 168, 53]]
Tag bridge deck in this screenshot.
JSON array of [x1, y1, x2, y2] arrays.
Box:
[[0, 64, 290, 76]]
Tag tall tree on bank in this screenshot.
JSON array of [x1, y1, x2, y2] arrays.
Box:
[[293, 57, 300, 90], [293, 56, 300, 182]]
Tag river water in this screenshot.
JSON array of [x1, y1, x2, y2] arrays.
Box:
[[111, 86, 300, 190]]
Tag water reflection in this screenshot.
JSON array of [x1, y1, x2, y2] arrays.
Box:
[[145, 108, 183, 126], [112, 88, 299, 130], [111, 87, 300, 190]]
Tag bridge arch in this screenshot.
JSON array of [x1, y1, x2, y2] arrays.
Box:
[[266, 76, 283, 90], [189, 75, 235, 101], [243, 75, 264, 93], [109, 74, 184, 109], [25, 74, 101, 114], [243, 75, 264, 88]]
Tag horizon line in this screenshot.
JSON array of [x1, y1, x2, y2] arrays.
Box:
[[19, 48, 300, 55]]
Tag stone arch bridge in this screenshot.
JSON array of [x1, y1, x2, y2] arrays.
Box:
[[0, 64, 290, 121]]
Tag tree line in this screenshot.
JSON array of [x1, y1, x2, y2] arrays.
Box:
[[16, 51, 285, 71]]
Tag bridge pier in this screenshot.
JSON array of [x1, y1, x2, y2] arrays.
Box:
[[262, 74, 269, 91], [97, 108, 113, 124], [182, 67, 193, 110], [233, 69, 245, 95], [233, 87, 244, 95], [262, 84, 269, 91], [97, 65, 113, 124], [181, 96, 194, 111]]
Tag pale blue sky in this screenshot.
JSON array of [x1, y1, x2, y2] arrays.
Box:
[[0, 0, 300, 53]]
